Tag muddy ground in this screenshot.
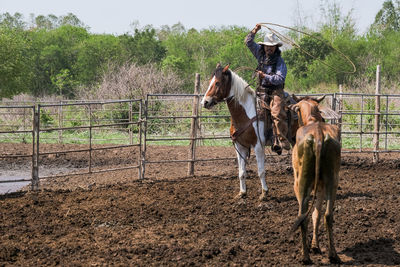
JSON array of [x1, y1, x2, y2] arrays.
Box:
[[1, 144, 400, 266]]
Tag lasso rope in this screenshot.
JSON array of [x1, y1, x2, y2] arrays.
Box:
[[258, 22, 356, 74]]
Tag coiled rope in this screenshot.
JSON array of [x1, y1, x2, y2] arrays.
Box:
[[258, 22, 356, 74]]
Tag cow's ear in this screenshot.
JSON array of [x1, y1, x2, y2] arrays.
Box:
[[319, 106, 340, 120], [288, 103, 299, 113], [292, 94, 301, 102], [315, 95, 326, 103], [223, 64, 230, 73]]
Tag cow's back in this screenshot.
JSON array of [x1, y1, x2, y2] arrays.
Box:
[[320, 124, 341, 188], [293, 122, 340, 182]]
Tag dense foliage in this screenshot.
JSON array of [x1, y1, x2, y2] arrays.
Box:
[[0, 0, 399, 99]]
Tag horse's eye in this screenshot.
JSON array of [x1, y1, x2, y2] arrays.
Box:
[[215, 82, 220, 87]]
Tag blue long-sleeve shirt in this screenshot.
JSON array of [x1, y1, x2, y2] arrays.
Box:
[[245, 32, 287, 87]]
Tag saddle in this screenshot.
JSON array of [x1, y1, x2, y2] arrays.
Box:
[[228, 87, 298, 155]]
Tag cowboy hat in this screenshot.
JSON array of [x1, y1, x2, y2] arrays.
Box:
[[257, 33, 283, 47]]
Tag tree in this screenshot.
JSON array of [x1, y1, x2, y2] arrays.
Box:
[[372, 0, 400, 33], [32, 13, 86, 30], [0, 28, 33, 98], [284, 33, 332, 79], [119, 28, 166, 65], [34, 14, 58, 30], [29, 25, 90, 96], [74, 34, 122, 85], [0, 12, 26, 29], [51, 69, 78, 98], [162, 26, 253, 92], [59, 13, 86, 28]]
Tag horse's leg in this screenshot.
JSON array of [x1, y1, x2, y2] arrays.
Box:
[[234, 142, 249, 199], [254, 140, 268, 201]]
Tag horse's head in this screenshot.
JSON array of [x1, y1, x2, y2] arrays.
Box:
[[289, 95, 326, 126], [201, 63, 232, 109]]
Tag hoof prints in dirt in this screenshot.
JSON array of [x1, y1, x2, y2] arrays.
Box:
[[1, 145, 400, 265]]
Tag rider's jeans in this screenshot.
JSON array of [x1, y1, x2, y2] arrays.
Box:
[[268, 88, 288, 141]]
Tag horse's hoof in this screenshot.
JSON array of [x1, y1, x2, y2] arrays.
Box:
[[272, 144, 282, 155], [301, 258, 313, 265], [311, 246, 322, 254], [329, 254, 342, 264], [272, 143, 281, 151], [259, 190, 268, 201], [236, 192, 247, 199]]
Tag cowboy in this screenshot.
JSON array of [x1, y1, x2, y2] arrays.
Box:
[[245, 23, 291, 152]]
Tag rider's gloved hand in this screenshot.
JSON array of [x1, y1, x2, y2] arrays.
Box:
[[252, 24, 261, 34]]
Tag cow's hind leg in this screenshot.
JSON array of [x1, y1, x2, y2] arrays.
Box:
[[311, 188, 324, 254], [254, 141, 268, 201], [234, 142, 249, 199], [325, 197, 341, 264], [294, 178, 312, 264], [294, 141, 314, 264], [299, 197, 312, 264]]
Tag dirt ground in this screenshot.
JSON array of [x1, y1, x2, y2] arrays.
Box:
[[1, 144, 400, 266]]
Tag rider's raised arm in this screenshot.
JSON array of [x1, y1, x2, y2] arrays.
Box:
[[245, 30, 262, 61]]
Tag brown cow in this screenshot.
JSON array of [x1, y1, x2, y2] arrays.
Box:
[[289, 95, 341, 264]]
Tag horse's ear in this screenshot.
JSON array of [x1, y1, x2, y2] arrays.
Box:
[[222, 64, 230, 73], [315, 95, 326, 103], [216, 63, 221, 69]]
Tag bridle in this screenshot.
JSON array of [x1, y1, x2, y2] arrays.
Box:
[[208, 73, 233, 105]]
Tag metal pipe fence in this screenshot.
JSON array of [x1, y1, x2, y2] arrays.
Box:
[[1, 100, 143, 191], [1, 89, 400, 191], [0, 105, 36, 187], [337, 92, 400, 153]]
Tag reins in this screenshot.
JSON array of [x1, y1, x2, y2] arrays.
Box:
[[228, 84, 265, 165], [224, 95, 234, 104], [226, 95, 251, 164]]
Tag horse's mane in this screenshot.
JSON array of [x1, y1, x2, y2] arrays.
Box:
[[230, 71, 255, 104]]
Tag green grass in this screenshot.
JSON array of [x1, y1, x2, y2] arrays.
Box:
[[2, 130, 400, 151], [341, 134, 400, 150], [0, 131, 233, 147]]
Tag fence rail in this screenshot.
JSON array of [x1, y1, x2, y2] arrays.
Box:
[[1, 72, 400, 192]]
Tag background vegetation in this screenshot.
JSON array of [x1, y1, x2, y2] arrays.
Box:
[[0, 0, 399, 101]]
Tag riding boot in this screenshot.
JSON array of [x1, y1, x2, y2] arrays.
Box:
[[279, 135, 291, 151], [272, 126, 282, 155], [264, 109, 273, 146]]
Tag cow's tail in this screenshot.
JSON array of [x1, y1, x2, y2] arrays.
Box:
[[291, 127, 323, 233]]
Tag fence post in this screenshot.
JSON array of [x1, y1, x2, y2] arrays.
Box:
[[138, 100, 143, 179], [58, 100, 63, 144], [129, 102, 133, 145], [88, 104, 93, 173], [338, 85, 343, 138], [31, 105, 40, 191], [373, 65, 381, 163], [187, 73, 200, 176], [140, 99, 148, 179]]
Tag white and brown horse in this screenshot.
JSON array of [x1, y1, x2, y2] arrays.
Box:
[[201, 64, 268, 200]]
